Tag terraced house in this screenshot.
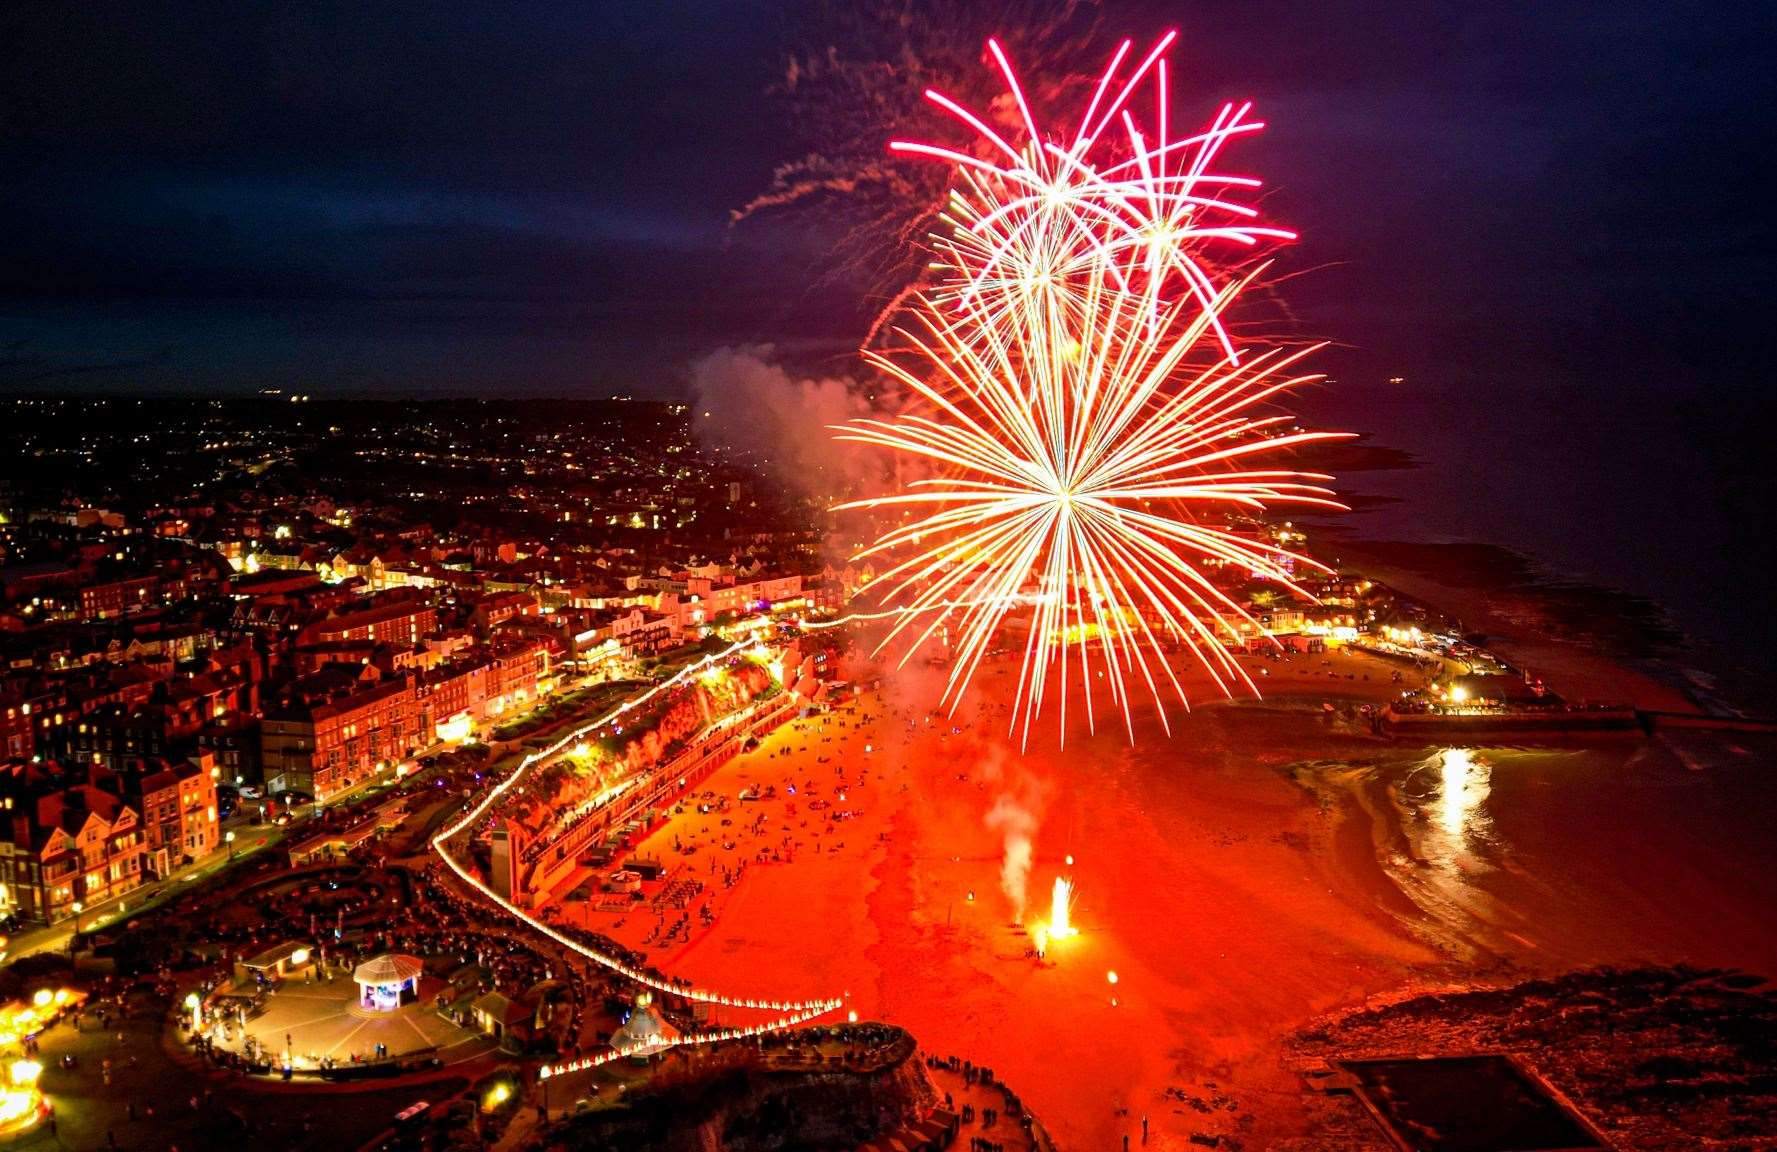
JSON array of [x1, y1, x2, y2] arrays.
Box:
[[0, 776, 145, 925]]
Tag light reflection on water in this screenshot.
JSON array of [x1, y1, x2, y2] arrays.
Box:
[[1415, 747, 1494, 871], [1310, 738, 1777, 968], [1372, 747, 1506, 959], [1437, 748, 1489, 843]]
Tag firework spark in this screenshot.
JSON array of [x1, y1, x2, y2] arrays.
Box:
[[836, 35, 1349, 744], [896, 31, 1297, 359]]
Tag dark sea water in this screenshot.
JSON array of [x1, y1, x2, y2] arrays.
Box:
[[1293, 380, 1777, 709], [1278, 380, 1777, 1019], [1301, 736, 1777, 979]]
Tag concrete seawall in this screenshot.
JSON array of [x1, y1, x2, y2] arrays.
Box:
[[1638, 710, 1777, 735], [1379, 707, 1641, 739], [1380, 705, 1777, 740]]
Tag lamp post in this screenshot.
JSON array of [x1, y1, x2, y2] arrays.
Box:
[[226, 830, 237, 861]]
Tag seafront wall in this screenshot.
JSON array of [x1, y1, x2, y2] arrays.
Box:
[[520, 692, 803, 902], [1379, 706, 1641, 739], [1638, 710, 1777, 734], [1381, 705, 1777, 740]]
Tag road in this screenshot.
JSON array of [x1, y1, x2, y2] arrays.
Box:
[[3, 815, 287, 962]]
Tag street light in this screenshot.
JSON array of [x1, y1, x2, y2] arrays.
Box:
[[226, 830, 237, 861], [69, 900, 84, 953]]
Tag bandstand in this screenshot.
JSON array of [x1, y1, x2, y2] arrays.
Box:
[[352, 953, 423, 1012]]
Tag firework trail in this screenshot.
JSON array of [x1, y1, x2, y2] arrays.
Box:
[[835, 34, 1350, 745]]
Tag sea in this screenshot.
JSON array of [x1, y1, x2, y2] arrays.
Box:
[[1285, 377, 1777, 988], [1292, 378, 1777, 713], [1291, 735, 1777, 992]]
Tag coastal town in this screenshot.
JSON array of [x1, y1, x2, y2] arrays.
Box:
[[6, 3, 1773, 1148], [0, 396, 1661, 939], [1, 396, 1768, 1152]]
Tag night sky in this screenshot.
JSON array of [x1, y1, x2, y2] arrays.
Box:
[[3, 1, 1771, 397]]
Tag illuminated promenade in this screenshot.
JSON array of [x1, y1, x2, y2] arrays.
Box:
[[425, 637, 846, 1080]]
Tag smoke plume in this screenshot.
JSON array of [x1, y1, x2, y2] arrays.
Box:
[[980, 745, 1046, 921], [689, 344, 889, 505], [732, 1, 1106, 343]]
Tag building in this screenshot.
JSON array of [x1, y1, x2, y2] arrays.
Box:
[[676, 573, 804, 629], [198, 711, 263, 788], [79, 575, 165, 621], [0, 780, 145, 925], [353, 953, 423, 1011], [228, 569, 321, 600], [137, 757, 219, 877], [64, 698, 204, 772], [261, 671, 419, 800], [1, 698, 36, 762], [299, 597, 437, 646], [416, 650, 493, 744], [470, 990, 533, 1041], [471, 590, 538, 633], [484, 638, 552, 722]]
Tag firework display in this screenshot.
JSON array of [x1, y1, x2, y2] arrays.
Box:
[[838, 35, 1350, 743]]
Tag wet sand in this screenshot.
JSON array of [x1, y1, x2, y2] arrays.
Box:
[[563, 644, 1777, 1149]]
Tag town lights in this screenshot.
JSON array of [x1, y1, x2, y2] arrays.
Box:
[[435, 714, 474, 745]]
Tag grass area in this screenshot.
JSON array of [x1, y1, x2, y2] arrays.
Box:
[[492, 679, 647, 744]]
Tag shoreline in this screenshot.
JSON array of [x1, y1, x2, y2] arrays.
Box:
[[1326, 537, 1711, 714], [526, 557, 1773, 1150], [527, 631, 1777, 1149]]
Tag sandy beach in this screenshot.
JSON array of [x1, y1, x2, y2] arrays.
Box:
[[546, 634, 1777, 1149]]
